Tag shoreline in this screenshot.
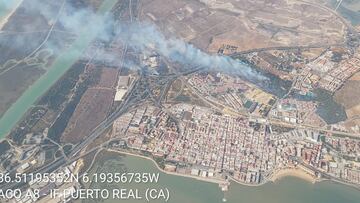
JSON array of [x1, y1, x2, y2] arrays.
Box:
[[227, 168, 318, 187], [0, 0, 23, 31], [103, 149, 320, 187], [102, 149, 360, 190], [269, 168, 318, 184]]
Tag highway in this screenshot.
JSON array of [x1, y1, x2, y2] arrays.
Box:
[[298, 0, 359, 38], [157, 66, 205, 106], [1, 47, 206, 191], [142, 65, 205, 108], [230, 0, 359, 58], [229, 43, 343, 56], [1, 77, 143, 190]]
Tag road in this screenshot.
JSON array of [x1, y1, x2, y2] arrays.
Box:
[[335, 0, 343, 11], [157, 66, 205, 106], [1, 61, 204, 190], [186, 79, 360, 138], [1, 78, 142, 190], [298, 0, 358, 35], [291, 156, 359, 189], [0, 0, 67, 76], [1, 0, 141, 190], [56, 0, 144, 168], [229, 43, 343, 57]]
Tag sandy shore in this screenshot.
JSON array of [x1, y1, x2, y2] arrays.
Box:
[[107, 149, 317, 186], [270, 168, 317, 183], [0, 0, 23, 31]]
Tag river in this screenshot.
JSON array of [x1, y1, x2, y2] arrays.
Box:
[[0, 0, 119, 138], [83, 151, 360, 203]]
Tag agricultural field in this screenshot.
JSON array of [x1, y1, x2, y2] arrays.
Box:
[[140, 0, 346, 52], [335, 72, 360, 128], [61, 68, 117, 144]]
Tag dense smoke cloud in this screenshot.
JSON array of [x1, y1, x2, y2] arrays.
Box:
[[1, 0, 267, 83]]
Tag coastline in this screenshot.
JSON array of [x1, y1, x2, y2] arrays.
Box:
[[269, 168, 318, 184], [84, 148, 360, 194], [0, 0, 23, 31], [105, 150, 321, 186], [104, 149, 318, 187]]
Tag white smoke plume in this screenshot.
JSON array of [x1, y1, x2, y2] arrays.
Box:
[[1, 0, 267, 83], [115, 22, 266, 82]]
